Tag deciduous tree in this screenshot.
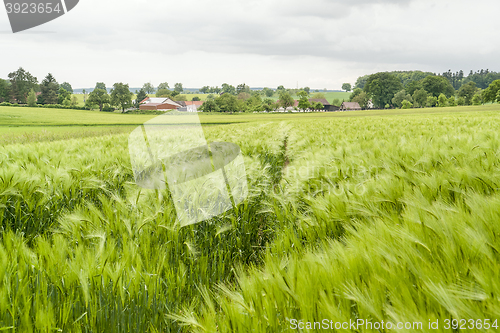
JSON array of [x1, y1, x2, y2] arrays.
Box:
[[27, 89, 37, 107], [142, 82, 155, 94], [174, 83, 183, 94], [86, 88, 110, 111], [364, 72, 403, 109], [8, 67, 38, 104], [342, 83, 352, 92], [60, 82, 73, 93], [111, 83, 133, 112]]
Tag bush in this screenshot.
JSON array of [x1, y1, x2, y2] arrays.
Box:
[[401, 100, 413, 109], [0, 102, 13, 106], [102, 106, 115, 112]]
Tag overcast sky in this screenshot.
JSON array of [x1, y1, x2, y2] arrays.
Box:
[[0, 0, 498, 89]]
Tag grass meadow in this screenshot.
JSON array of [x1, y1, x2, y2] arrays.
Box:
[[1, 104, 500, 331]]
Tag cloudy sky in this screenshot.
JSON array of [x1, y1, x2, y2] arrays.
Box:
[[0, 0, 498, 90]]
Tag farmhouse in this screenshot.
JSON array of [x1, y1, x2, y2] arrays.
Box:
[[176, 100, 204, 112], [139, 97, 182, 111], [308, 98, 339, 111], [340, 102, 362, 111]]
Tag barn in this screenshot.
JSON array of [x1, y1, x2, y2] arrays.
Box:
[[340, 102, 362, 111], [139, 97, 181, 111]]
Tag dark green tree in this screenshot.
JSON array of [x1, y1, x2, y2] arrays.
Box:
[[364, 72, 403, 109], [110, 83, 134, 113], [221, 83, 236, 95], [236, 83, 250, 95], [60, 82, 73, 93], [458, 82, 477, 105], [135, 88, 148, 108], [39, 73, 59, 104], [8, 67, 38, 104], [192, 96, 201, 101], [0, 78, 11, 102], [421, 76, 455, 98], [342, 83, 352, 92], [95, 82, 107, 90], [199, 86, 210, 94], [412, 89, 428, 108]]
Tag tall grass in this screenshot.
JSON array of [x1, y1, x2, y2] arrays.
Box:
[[1, 108, 500, 331]]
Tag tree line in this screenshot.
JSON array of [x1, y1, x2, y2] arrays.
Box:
[[348, 70, 500, 109], [0, 68, 76, 107]]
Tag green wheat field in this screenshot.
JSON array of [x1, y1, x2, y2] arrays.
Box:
[[1, 104, 500, 331]]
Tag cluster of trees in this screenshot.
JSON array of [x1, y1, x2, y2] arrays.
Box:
[[85, 82, 134, 112], [199, 88, 325, 113], [350, 70, 500, 109], [0, 67, 75, 106]]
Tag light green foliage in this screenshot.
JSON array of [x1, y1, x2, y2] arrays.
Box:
[[448, 96, 457, 107], [311, 92, 325, 99], [472, 93, 483, 106], [27, 88, 37, 107], [482, 80, 500, 103], [392, 90, 407, 108], [427, 95, 438, 107], [438, 93, 447, 107], [58, 87, 71, 105], [297, 90, 311, 110], [2, 106, 500, 331], [401, 99, 413, 109], [331, 98, 341, 107]]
